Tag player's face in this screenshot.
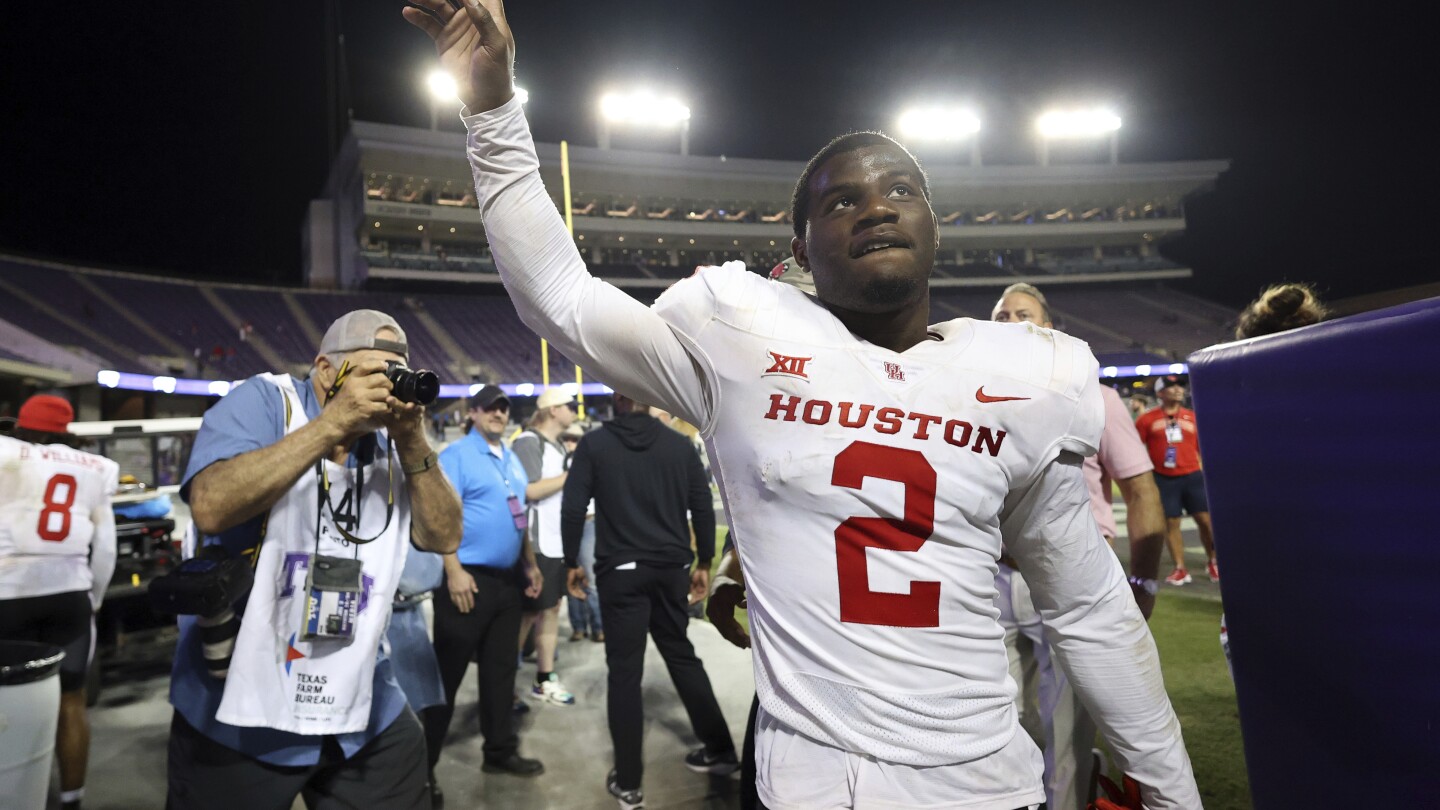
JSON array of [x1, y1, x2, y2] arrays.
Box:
[[792, 145, 938, 314], [991, 292, 1052, 328]]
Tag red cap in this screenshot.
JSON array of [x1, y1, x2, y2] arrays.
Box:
[[17, 395, 74, 434]]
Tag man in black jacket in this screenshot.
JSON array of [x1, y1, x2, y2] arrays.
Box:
[[561, 393, 736, 810]]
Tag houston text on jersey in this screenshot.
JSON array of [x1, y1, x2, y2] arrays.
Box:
[[763, 394, 1007, 457]]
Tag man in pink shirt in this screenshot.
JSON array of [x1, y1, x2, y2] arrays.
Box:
[[991, 283, 1167, 809]]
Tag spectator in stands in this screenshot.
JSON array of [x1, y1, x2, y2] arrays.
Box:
[[0, 395, 118, 810], [166, 310, 461, 809], [559, 421, 602, 642], [512, 389, 578, 706], [428, 385, 546, 787], [561, 392, 735, 808], [1136, 375, 1217, 585], [991, 282, 1169, 810]]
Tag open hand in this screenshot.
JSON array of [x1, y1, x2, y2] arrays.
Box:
[[566, 567, 588, 600], [380, 396, 428, 453], [402, 0, 515, 113], [689, 567, 710, 605], [320, 359, 394, 438], [705, 581, 750, 650], [447, 566, 479, 614]]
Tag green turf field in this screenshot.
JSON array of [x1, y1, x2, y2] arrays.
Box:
[[1136, 593, 1252, 809]]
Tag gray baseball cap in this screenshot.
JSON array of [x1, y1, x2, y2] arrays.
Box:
[[318, 310, 409, 360]]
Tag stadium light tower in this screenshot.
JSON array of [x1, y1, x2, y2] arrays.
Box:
[[897, 106, 983, 166], [598, 90, 692, 155], [1035, 107, 1122, 165], [426, 69, 527, 130]]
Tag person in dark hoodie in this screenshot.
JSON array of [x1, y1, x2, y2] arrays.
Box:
[[560, 392, 735, 810]]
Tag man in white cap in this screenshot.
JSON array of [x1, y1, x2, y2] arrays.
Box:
[[166, 309, 461, 810], [512, 387, 578, 705]]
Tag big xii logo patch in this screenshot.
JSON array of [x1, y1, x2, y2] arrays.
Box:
[[764, 350, 813, 381]]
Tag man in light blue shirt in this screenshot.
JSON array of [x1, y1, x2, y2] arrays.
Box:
[[425, 384, 545, 795]]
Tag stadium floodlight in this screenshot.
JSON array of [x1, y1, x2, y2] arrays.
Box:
[[598, 90, 693, 155], [426, 70, 458, 103], [97, 370, 121, 388], [1035, 107, 1122, 165], [897, 106, 983, 165]]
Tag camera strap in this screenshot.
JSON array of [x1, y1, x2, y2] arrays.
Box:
[[314, 434, 395, 548], [324, 359, 352, 405]]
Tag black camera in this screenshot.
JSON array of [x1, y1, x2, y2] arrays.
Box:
[[386, 360, 439, 406], [149, 545, 255, 616]]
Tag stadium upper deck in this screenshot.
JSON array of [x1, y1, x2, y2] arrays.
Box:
[[305, 121, 1228, 290], [0, 254, 1237, 391]]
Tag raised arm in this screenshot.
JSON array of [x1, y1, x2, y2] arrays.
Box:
[[1001, 453, 1200, 809], [403, 0, 714, 428]]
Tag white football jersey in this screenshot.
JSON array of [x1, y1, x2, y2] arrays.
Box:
[[655, 266, 1103, 766], [466, 98, 1200, 806], [0, 435, 119, 600]]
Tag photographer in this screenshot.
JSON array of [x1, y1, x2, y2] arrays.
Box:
[[165, 310, 460, 809]]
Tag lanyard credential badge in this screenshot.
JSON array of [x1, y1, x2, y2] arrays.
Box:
[[1165, 421, 1184, 444], [507, 495, 528, 532], [302, 555, 364, 641]]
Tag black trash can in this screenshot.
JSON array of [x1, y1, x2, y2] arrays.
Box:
[[0, 641, 65, 807]]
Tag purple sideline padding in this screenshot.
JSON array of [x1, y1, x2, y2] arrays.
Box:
[[1187, 296, 1440, 808]]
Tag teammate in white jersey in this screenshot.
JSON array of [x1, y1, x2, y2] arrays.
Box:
[[404, 4, 1200, 807], [0, 395, 118, 810]]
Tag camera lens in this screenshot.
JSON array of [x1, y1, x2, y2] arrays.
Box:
[[385, 362, 440, 406]]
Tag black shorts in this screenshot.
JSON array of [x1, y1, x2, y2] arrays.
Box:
[[1154, 470, 1210, 518], [0, 590, 93, 691], [522, 553, 567, 612]]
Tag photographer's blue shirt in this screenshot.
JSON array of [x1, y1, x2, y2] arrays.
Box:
[[170, 374, 407, 766], [439, 430, 527, 568]]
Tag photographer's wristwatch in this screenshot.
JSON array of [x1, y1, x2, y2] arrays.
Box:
[[401, 451, 438, 475]]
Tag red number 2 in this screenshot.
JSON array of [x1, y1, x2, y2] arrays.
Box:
[[37, 473, 78, 542], [832, 441, 940, 627]]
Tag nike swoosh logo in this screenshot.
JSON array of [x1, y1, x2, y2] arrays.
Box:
[[976, 386, 1031, 403]]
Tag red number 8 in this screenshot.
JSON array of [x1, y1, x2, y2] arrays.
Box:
[[37, 473, 78, 542], [832, 442, 941, 627]]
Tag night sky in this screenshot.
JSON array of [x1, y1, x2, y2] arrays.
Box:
[[3, 2, 1430, 307]]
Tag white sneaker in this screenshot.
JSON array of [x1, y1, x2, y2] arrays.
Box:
[[529, 673, 575, 706]]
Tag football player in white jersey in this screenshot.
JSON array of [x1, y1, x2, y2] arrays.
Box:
[[0, 395, 118, 810], [405, 3, 1201, 806]]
